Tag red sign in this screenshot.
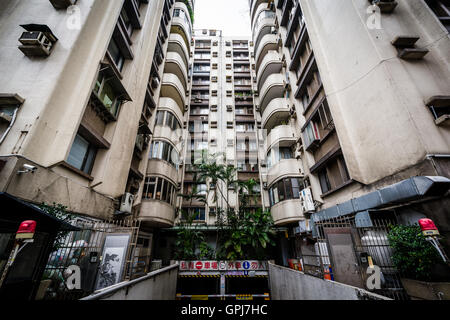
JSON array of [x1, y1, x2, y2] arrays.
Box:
[[195, 262, 203, 270]]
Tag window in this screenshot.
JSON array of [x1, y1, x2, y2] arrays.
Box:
[[267, 147, 294, 169], [155, 110, 181, 130], [425, 0, 450, 32], [236, 122, 255, 132], [269, 177, 304, 206], [317, 155, 351, 194], [303, 121, 320, 150], [182, 207, 206, 222], [149, 140, 180, 167], [142, 176, 176, 205], [184, 183, 207, 196], [120, 8, 133, 37], [93, 73, 123, 118], [107, 38, 125, 71], [67, 134, 97, 175]]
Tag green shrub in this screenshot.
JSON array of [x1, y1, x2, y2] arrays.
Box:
[[387, 224, 441, 281]]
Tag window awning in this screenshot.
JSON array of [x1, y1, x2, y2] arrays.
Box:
[[310, 176, 450, 237], [99, 62, 132, 101], [0, 193, 80, 232], [0, 94, 25, 106]]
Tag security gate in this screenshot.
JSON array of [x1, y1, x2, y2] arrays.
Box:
[[40, 218, 144, 300], [176, 261, 270, 300], [314, 214, 409, 300]]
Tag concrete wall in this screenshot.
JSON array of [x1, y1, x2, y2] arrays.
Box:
[[81, 264, 179, 301], [268, 263, 390, 300]]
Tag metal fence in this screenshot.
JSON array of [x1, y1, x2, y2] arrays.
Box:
[[313, 214, 409, 300], [39, 218, 142, 300]]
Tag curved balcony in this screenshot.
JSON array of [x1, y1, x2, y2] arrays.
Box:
[[153, 125, 184, 148], [171, 18, 191, 52], [174, 1, 193, 26], [165, 52, 188, 91], [161, 73, 186, 113], [257, 50, 283, 91], [271, 199, 305, 226], [267, 159, 303, 187], [261, 98, 291, 132], [266, 124, 297, 152], [147, 158, 179, 186], [259, 73, 285, 113], [139, 200, 176, 228], [251, 0, 269, 26], [171, 2, 192, 49], [253, 15, 276, 54], [255, 34, 279, 71], [168, 33, 189, 70], [159, 97, 184, 125]]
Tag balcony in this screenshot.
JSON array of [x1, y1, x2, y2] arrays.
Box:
[[257, 50, 283, 91], [267, 158, 304, 187], [266, 124, 297, 152], [271, 199, 305, 226], [164, 52, 188, 91], [170, 2, 193, 50], [251, 0, 270, 25], [147, 159, 179, 187], [168, 33, 189, 70], [261, 98, 291, 132], [255, 34, 280, 71], [139, 200, 176, 228], [253, 16, 276, 55], [161, 73, 186, 113], [259, 73, 286, 113]]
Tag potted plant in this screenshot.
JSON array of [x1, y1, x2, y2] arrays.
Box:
[[387, 224, 450, 300]]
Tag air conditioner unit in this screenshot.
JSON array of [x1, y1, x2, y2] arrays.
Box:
[[300, 187, 315, 213], [120, 193, 135, 214], [294, 149, 302, 160], [270, 26, 277, 34], [19, 31, 53, 56]]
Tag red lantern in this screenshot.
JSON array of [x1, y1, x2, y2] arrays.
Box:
[[418, 218, 440, 237]]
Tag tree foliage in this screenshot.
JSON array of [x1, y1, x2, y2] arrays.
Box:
[[174, 152, 276, 261]]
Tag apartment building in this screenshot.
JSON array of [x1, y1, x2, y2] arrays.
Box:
[[0, 0, 197, 298], [150, 28, 267, 262], [250, 0, 450, 293]]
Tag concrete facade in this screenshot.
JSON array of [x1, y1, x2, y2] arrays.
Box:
[[0, 0, 169, 219]]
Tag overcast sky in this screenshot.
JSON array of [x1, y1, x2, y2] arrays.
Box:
[[194, 0, 251, 37]]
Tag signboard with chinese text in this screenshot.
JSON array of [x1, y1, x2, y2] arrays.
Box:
[[178, 261, 268, 271]]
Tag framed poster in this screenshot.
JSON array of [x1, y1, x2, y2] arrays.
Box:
[[95, 233, 131, 291]]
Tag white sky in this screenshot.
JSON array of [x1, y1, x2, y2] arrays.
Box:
[[193, 0, 251, 37]]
